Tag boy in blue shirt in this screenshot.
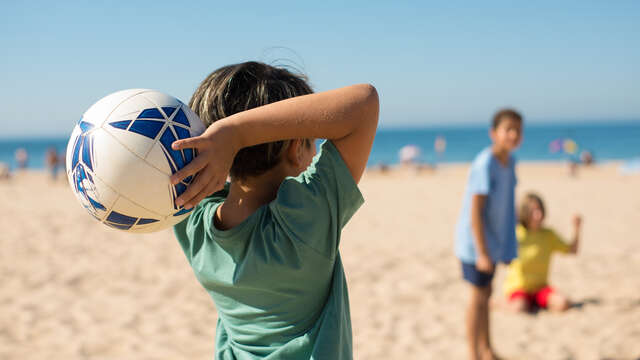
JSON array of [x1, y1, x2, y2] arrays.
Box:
[[170, 62, 378, 359], [455, 109, 523, 360]]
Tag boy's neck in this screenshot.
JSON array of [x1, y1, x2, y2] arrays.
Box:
[[215, 170, 286, 231], [491, 144, 511, 166]]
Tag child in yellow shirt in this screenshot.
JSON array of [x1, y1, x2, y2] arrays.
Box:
[[503, 193, 582, 312]]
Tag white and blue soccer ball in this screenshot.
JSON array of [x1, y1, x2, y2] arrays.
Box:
[[66, 89, 206, 233]]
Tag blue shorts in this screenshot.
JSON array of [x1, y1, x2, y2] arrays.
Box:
[[461, 262, 495, 288]]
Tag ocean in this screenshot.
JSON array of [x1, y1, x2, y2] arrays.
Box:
[[1, 121, 639, 170]]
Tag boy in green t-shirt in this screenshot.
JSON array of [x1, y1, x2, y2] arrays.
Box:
[[170, 62, 378, 359]]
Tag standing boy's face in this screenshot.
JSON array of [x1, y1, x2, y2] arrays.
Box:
[[490, 117, 522, 152]]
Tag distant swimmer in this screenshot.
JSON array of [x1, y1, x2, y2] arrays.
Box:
[[0, 162, 9, 180], [45, 147, 60, 180], [434, 135, 446, 156], [15, 148, 28, 169]]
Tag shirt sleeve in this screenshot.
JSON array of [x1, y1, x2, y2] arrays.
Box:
[[548, 230, 571, 254], [173, 190, 227, 263], [270, 140, 364, 258], [468, 154, 490, 195]]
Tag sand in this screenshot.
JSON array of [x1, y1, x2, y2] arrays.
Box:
[[1, 163, 639, 360]]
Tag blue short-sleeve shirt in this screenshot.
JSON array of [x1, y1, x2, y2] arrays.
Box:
[[455, 147, 518, 264]]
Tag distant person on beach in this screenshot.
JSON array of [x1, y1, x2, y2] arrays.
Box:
[[0, 162, 10, 180], [45, 147, 59, 180], [434, 135, 446, 162], [580, 150, 594, 166], [15, 148, 28, 169], [170, 62, 378, 359], [503, 193, 582, 312], [455, 109, 522, 360], [58, 152, 66, 174]]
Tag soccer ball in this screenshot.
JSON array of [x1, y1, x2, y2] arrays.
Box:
[[66, 89, 206, 233]]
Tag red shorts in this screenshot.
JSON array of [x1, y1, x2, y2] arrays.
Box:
[[508, 286, 555, 308]]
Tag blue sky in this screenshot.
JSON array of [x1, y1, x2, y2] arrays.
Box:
[[1, 1, 638, 136]]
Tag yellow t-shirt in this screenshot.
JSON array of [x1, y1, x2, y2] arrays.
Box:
[[503, 224, 570, 295]]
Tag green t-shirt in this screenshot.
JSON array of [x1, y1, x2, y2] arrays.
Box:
[[173, 140, 364, 360]]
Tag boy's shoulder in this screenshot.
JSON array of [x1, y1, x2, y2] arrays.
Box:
[[472, 147, 493, 165], [273, 140, 363, 212], [469, 148, 496, 177], [173, 186, 228, 233], [472, 147, 517, 169]]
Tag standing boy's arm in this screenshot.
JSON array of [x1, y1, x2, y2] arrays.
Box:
[[471, 194, 493, 272], [568, 214, 582, 254], [170, 84, 379, 209]]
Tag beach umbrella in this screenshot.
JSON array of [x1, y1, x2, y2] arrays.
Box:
[[399, 145, 421, 164], [563, 139, 578, 154], [549, 139, 563, 153]]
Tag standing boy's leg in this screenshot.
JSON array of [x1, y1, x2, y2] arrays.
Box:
[[466, 284, 493, 360], [462, 263, 495, 360], [478, 284, 494, 359]]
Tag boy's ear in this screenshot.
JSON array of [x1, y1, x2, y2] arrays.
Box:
[[285, 139, 303, 166], [488, 128, 496, 142]]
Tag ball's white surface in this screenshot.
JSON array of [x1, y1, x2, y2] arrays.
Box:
[[66, 89, 205, 233]]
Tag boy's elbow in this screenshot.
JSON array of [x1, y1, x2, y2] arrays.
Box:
[[361, 83, 379, 109], [357, 83, 379, 125]]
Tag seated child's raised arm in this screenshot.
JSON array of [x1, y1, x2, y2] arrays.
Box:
[[569, 214, 582, 254]]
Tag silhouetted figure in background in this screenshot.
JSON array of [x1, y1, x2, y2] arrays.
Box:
[[580, 150, 594, 166], [0, 162, 10, 180], [15, 148, 28, 169], [46, 147, 59, 180], [434, 135, 446, 163]]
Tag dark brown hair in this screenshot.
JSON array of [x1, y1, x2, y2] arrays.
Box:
[[492, 108, 523, 129], [189, 61, 313, 180], [519, 193, 545, 229]]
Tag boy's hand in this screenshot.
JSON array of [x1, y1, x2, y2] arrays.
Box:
[[476, 254, 494, 273], [170, 123, 238, 209]]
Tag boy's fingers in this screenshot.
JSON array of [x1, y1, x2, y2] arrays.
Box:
[[170, 157, 207, 184], [172, 136, 208, 150], [175, 169, 211, 208], [185, 180, 218, 209], [183, 177, 224, 209]]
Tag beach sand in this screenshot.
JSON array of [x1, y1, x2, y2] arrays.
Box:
[[1, 163, 639, 360]]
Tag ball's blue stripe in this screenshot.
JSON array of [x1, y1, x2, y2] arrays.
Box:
[[106, 210, 138, 226], [137, 108, 164, 119], [173, 208, 193, 216], [173, 108, 190, 126], [81, 135, 93, 171], [159, 128, 185, 169], [174, 125, 189, 142], [162, 107, 176, 118], [109, 120, 131, 130], [128, 120, 164, 140], [137, 218, 159, 225]]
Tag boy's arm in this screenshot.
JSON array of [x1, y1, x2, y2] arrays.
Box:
[[568, 214, 582, 254], [471, 194, 493, 272], [170, 84, 379, 209]]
